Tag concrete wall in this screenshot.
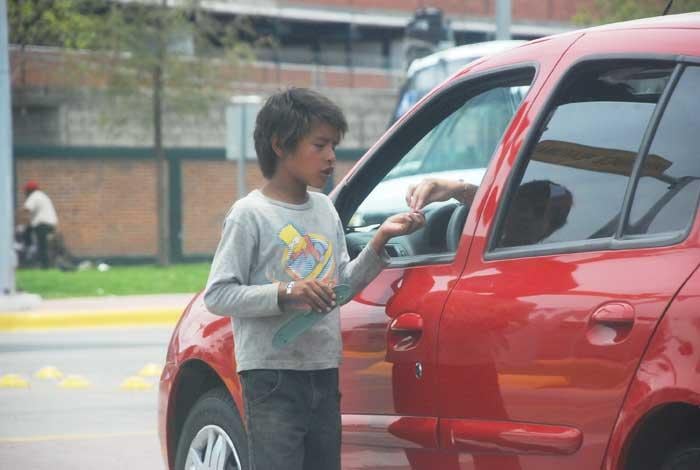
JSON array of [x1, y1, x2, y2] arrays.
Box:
[[11, 49, 401, 150]]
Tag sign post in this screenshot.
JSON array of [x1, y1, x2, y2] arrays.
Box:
[[226, 96, 262, 200], [0, 0, 41, 311]]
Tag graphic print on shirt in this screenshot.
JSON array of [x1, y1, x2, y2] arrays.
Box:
[[278, 224, 335, 282]]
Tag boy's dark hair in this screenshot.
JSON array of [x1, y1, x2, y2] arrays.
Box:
[[254, 88, 348, 178]]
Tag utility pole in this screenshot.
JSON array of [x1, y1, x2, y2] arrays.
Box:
[[0, 0, 40, 311], [496, 0, 512, 40], [0, 0, 15, 297]]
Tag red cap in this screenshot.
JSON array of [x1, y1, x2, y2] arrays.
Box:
[[24, 180, 39, 192]]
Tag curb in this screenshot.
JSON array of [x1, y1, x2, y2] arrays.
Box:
[[0, 309, 181, 332]]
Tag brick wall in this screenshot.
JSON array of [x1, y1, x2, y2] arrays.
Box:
[[287, 0, 587, 22], [180, 158, 358, 257], [180, 160, 261, 256], [10, 49, 402, 93], [15, 157, 158, 258], [15, 154, 360, 260]]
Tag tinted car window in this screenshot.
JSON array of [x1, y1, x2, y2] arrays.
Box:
[[626, 66, 700, 236], [495, 63, 674, 249]]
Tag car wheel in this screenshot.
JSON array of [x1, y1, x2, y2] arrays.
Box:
[[174, 386, 248, 470], [661, 439, 700, 470]]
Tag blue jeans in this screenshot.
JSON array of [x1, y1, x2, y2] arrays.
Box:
[[239, 368, 341, 470]]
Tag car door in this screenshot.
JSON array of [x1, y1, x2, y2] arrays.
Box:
[[436, 32, 700, 470], [331, 59, 542, 469]]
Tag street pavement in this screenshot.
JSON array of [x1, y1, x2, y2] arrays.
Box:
[[0, 293, 196, 470]]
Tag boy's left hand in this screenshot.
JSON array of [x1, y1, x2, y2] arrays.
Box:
[[378, 212, 425, 240]]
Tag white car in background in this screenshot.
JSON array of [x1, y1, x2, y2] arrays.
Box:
[[390, 40, 526, 123]]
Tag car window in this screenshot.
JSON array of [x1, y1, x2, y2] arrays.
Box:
[[350, 83, 529, 229], [625, 66, 700, 237], [494, 63, 675, 249]]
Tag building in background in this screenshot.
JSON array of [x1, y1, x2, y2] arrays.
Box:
[[12, 0, 574, 150], [11, 0, 578, 261]]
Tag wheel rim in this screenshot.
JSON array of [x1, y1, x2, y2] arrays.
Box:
[[184, 424, 242, 470]]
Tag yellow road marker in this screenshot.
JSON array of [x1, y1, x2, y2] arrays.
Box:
[[0, 374, 30, 389], [58, 375, 91, 389], [0, 308, 181, 332], [120, 376, 153, 390], [138, 363, 163, 377], [35, 366, 64, 380]]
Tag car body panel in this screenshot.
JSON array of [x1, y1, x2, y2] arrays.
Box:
[[430, 24, 700, 469], [338, 259, 467, 468], [602, 263, 700, 470], [159, 293, 243, 469]]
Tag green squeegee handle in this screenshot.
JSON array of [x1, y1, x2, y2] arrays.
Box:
[[272, 284, 353, 349]]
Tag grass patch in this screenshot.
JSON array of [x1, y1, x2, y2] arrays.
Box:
[[16, 263, 211, 299]]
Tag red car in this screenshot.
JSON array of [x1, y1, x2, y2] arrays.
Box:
[[159, 13, 700, 470]]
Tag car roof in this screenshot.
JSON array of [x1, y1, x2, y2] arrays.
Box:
[[445, 12, 700, 79], [583, 11, 700, 33], [407, 13, 700, 80]]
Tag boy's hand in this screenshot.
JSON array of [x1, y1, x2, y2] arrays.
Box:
[[371, 212, 425, 254], [279, 279, 337, 313], [379, 212, 425, 239]]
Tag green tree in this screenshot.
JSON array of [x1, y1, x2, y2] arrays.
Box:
[[575, 0, 700, 25], [9, 0, 264, 265], [8, 0, 100, 84]]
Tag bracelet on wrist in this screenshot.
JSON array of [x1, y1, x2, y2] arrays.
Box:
[[285, 281, 295, 296]]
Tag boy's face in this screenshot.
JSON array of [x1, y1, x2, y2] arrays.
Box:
[[277, 121, 339, 189]]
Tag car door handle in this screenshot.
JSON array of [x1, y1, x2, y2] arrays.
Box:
[[591, 302, 635, 326], [389, 313, 423, 333], [389, 313, 424, 351]]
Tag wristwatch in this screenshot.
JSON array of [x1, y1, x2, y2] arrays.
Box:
[[285, 281, 295, 296]]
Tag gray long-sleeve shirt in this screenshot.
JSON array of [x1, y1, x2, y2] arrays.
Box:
[[204, 189, 389, 372]]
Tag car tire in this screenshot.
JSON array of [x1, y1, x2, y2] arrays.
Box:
[[661, 439, 700, 470], [174, 386, 248, 470]]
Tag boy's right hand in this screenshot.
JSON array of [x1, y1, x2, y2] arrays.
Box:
[[279, 279, 337, 313]]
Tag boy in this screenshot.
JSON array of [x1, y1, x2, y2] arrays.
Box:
[[204, 88, 424, 470]]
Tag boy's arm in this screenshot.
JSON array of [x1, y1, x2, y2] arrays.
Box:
[[335, 217, 389, 297], [336, 212, 424, 296], [204, 218, 283, 318]]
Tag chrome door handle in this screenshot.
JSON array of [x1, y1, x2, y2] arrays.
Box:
[[591, 302, 635, 326], [389, 313, 423, 333]]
